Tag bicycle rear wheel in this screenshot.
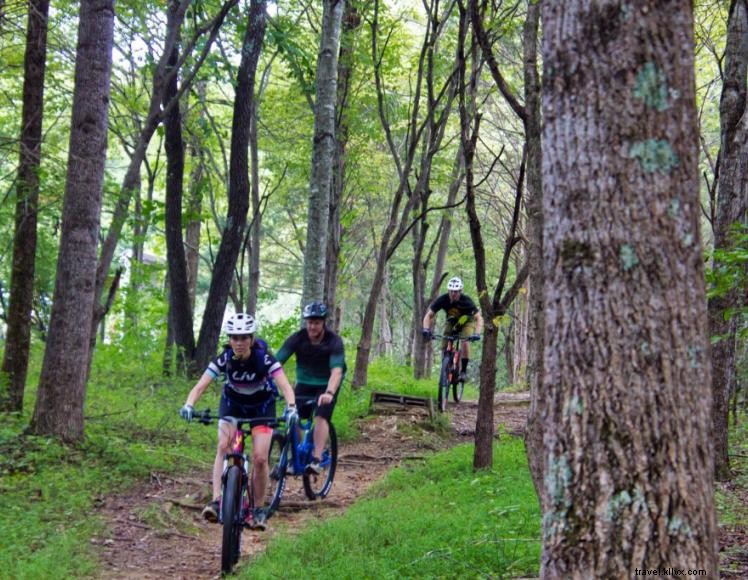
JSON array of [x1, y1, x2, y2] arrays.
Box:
[[221, 465, 243, 574], [303, 423, 337, 500], [264, 430, 288, 515], [438, 356, 450, 412]]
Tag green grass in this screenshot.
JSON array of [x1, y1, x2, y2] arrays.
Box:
[[244, 440, 541, 579]]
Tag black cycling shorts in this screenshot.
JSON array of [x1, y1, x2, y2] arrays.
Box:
[[294, 384, 337, 422]]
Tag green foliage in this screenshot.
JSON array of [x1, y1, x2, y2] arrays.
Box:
[[245, 440, 541, 578]]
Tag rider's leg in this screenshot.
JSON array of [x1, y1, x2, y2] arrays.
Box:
[[312, 416, 330, 460], [460, 340, 470, 373], [250, 427, 272, 505], [214, 420, 236, 500]]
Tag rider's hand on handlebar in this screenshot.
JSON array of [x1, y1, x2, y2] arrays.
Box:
[[179, 404, 195, 422], [283, 404, 298, 424], [468, 334, 481, 342], [421, 328, 433, 339]]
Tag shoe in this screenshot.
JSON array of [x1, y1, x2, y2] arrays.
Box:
[[248, 507, 267, 531], [458, 371, 467, 382], [306, 457, 322, 475], [202, 499, 220, 523]]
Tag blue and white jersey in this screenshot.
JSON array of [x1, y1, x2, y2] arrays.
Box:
[[207, 338, 281, 398]]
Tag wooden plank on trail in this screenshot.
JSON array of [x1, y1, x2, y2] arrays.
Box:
[[369, 391, 435, 418]]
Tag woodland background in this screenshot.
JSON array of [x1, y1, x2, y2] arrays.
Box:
[[0, 0, 746, 576]]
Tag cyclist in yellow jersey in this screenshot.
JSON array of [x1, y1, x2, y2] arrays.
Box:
[[421, 277, 483, 380]]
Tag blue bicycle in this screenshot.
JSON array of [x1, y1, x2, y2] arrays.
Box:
[[266, 398, 338, 514]]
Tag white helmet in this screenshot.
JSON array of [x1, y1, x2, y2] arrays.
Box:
[[224, 312, 257, 335], [447, 277, 464, 291]]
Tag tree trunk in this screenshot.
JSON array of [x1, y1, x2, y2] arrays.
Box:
[[540, 1, 718, 575], [511, 278, 529, 385], [30, 0, 114, 443], [473, 323, 499, 467], [245, 103, 261, 315], [163, 3, 196, 376], [519, 0, 546, 510], [324, 1, 359, 329], [302, 0, 344, 308], [1, 0, 50, 413], [193, 0, 267, 371], [185, 82, 207, 314], [708, 0, 747, 482]]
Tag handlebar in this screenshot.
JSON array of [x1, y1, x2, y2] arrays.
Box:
[[191, 409, 281, 429]]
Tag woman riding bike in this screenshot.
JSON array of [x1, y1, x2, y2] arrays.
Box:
[[179, 313, 297, 530]]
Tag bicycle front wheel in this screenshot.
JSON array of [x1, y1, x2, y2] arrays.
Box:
[[303, 422, 337, 500], [452, 380, 464, 403], [264, 430, 288, 515], [221, 465, 243, 574], [438, 356, 450, 412]]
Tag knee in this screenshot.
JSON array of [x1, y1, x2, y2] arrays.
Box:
[[253, 451, 268, 470]]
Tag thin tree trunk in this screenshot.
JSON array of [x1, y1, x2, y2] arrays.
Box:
[[245, 103, 261, 315], [30, 0, 114, 442], [163, 1, 196, 375], [324, 1, 359, 329], [708, 0, 747, 482], [193, 0, 267, 371], [1, 0, 50, 412], [519, 0, 546, 509], [302, 0, 345, 308], [540, 1, 718, 574]]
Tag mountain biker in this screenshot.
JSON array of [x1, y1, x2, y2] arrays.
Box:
[[179, 313, 297, 530], [421, 277, 483, 380], [275, 301, 346, 475]]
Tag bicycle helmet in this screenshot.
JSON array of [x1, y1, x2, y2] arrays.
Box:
[[447, 277, 464, 291], [302, 301, 329, 319], [224, 312, 257, 335]]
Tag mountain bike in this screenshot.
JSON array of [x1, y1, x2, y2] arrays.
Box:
[[192, 410, 279, 575], [265, 398, 338, 514], [430, 331, 464, 412]]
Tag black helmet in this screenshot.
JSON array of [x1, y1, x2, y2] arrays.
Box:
[[302, 301, 328, 319]]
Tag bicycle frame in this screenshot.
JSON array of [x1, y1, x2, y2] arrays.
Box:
[[267, 398, 338, 512], [430, 332, 464, 411]]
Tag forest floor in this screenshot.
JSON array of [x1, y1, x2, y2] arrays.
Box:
[[91, 393, 747, 579]]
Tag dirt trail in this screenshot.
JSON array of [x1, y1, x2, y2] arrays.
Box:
[[92, 394, 528, 579], [92, 393, 746, 579]]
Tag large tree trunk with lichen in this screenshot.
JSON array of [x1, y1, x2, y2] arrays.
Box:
[[1, 0, 50, 412], [708, 0, 747, 482], [540, 1, 718, 576]]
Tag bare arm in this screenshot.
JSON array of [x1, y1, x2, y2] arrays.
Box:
[[422, 309, 435, 329], [185, 371, 214, 407], [318, 367, 343, 406], [474, 311, 484, 334], [271, 368, 296, 406]]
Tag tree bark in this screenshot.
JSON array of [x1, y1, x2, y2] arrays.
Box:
[[302, 0, 345, 308], [193, 0, 267, 371], [540, 1, 718, 575], [1, 0, 50, 413], [519, 0, 546, 510], [324, 0, 360, 329], [163, 1, 196, 375], [708, 0, 747, 482], [30, 0, 114, 442], [185, 83, 207, 314]]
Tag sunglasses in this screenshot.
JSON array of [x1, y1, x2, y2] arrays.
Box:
[[229, 334, 253, 341]]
